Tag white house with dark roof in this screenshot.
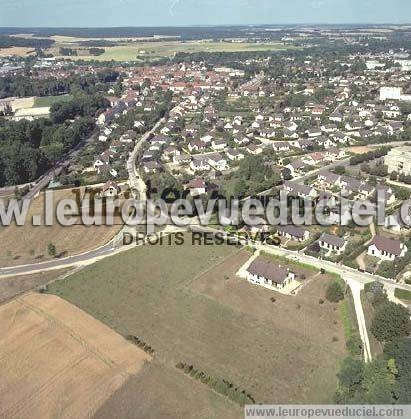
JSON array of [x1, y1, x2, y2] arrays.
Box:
[[246, 257, 295, 290], [273, 141, 290, 152], [367, 235, 407, 261], [190, 157, 210, 172], [207, 153, 228, 171], [319, 233, 347, 254], [102, 180, 121, 197], [226, 148, 244, 161], [285, 159, 306, 178], [282, 180, 318, 199], [277, 225, 310, 242]]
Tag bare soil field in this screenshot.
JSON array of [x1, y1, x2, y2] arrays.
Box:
[[347, 146, 373, 154], [0, 187, 122, 267], [0, 293, 151, 419], [0, 269, 71, 304], [48, 235, 347, 405], [0, 47, 35, 56]]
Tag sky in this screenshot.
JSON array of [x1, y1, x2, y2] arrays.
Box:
[[0, 0, 410, 27]]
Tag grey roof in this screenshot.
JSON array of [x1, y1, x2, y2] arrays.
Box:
[[277, 225, 307, 239], [247, 258, 290, 284], [370, 235, 403, 256], [320, 233, 345, 248], [283, 180, 315, 197]]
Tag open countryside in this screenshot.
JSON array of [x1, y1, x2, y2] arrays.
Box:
[[48, 235, 349, 405]]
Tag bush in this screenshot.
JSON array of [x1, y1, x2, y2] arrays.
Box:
[[176, 362, 255, 405], [326, 279, 345, 302], [346, 333, 363, 356]]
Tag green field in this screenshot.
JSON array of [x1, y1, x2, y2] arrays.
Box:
[[33, 94, 73, 108], [48, 233, 347, 411], [394, 288, 411, 301], [55, 40, 297, 62]]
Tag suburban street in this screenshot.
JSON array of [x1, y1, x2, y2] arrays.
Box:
[[24, 132, 98, 200], [0, 104, 409, 367]]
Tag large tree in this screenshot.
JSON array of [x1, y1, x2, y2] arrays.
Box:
[[371, 301, 410, 342]]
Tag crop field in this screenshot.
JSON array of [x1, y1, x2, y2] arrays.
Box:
[[48, 233, 347, 410], [0, 47, 35, 57], [0, 187, 122, 267], [52, 40, 296, 62], [0, 293, 150, 419]]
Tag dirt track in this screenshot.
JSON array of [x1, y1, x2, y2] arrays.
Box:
[[0, 293, 150, 419]]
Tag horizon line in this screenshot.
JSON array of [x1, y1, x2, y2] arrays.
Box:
[[0, 23, 411, 29]]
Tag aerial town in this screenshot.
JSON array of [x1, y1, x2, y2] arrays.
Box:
[[0, 14, 410, 419]]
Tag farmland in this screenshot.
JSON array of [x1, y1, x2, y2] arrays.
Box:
[[0, 293, 150, 419], [51, 40, 296, 62], [0, 187, 122, 267], [0, 46, 35, 57], [95, 360, 240, 419], [48, 233, 347, 409], [0, 268, 71, 304]]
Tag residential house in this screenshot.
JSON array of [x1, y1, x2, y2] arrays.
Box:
[[162, 146, 180, 161], [321, 123, 338, 133], [173, 153, 191, 165], [285, 159, 306, 178], [234, 134, 250, 145], [142, 161, 161, 174], [190, 157, 211, 172], [208, 153, 228, 171], [282, 180, 318, 199], [317, 170, 341, 188], [305, 128, 322, 138], [277, 225, 310, 242], [226, 148, 245, 161], [184, 178, 207, 196], [246, 144, 263, 155], [367, 235, 407, 261], [283, 128, 299, 139], [246, 257, 295, 290], [273, 141, 290, 152], [102, 180, 121, 197], [211, 139, 228, 151], [188, 140, 207, 153], [319, 233, 347, 254]]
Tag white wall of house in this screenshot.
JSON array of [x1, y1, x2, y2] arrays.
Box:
[[246, 272, 295, 290], [319, 240, 346, 255], [367, 244, 407, 261]]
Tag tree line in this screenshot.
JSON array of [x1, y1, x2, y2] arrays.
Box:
[[0, 93, 108, 186], [335, 285, 410, 404], [0, 70, 119, 99]]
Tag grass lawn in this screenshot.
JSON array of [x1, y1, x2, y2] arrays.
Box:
[[95, 360, 241, 419], [33, 94, 73, 108], [360, 290, 384, 357], [339, 288, 360, 345], [48, 233, 347, 406], [394, 288, 411, 301]]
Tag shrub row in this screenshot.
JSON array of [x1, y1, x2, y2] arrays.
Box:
[[125, 335, 155, 355], [176, 362, 255, 406]]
